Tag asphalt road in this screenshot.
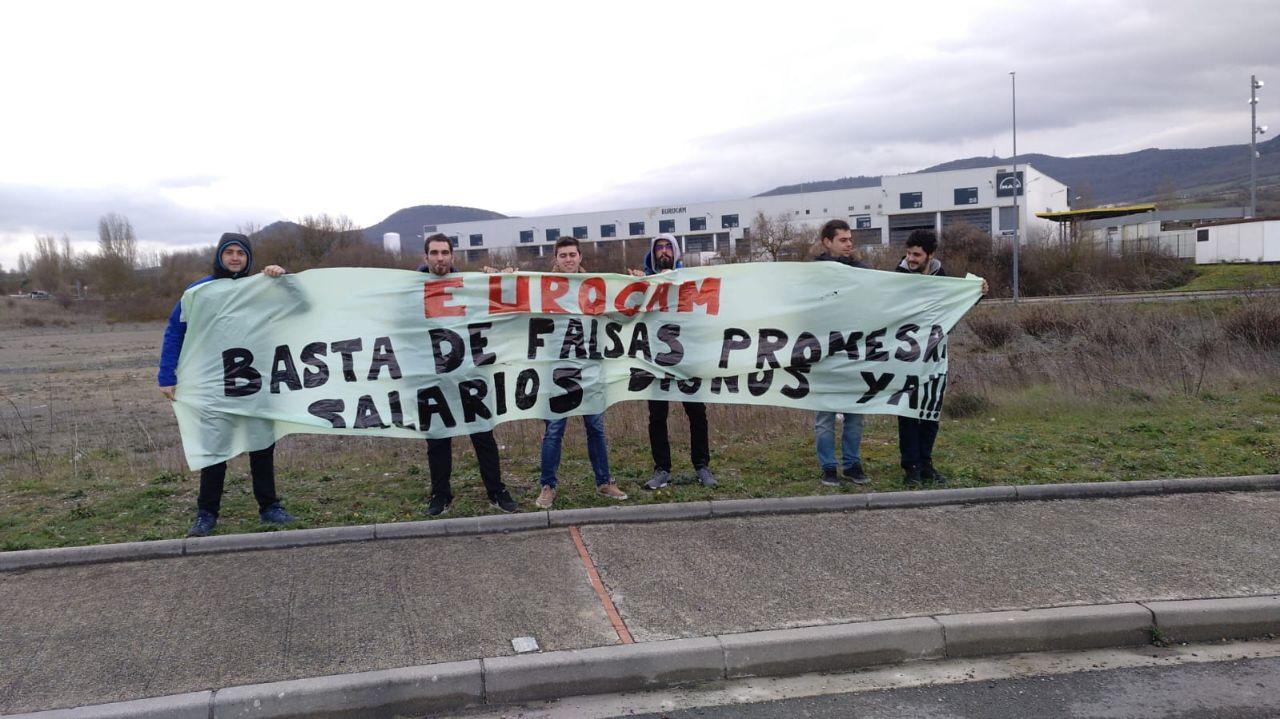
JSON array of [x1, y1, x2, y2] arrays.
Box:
[[615, 655, 1280, 719]]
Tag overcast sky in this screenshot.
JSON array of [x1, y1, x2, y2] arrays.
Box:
[[1, 0, 1276, 270]]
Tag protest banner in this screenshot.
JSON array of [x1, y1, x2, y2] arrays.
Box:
[[171, 263, 983, 469]]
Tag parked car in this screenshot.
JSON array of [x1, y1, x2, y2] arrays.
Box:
[[28, 290, 50, 300]]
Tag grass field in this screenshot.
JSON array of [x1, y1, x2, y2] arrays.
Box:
[[1177, 262, 1280, 291], [1, 295, 1278, 551]]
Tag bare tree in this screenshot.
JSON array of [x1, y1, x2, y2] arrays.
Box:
[[92, 213, 139, 296], [24, 235, 66, 291], [97, 213, 138, 268], [749, 211, 806, 262]]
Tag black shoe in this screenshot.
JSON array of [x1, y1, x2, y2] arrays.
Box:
[[903, 465, 923, 488], [923, 462, 947, 486], [258, 504, 296, 525], [489, 489, 518, 514], [820, 468, 840, 487], [187, 510, 217, 537], [427, 495, 452, 517], [843, 462, 870, 485]]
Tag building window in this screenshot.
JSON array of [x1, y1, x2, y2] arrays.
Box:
[[600, 224, 616, 238], [546, 228, 560, 242], [447, 235, 459, 247], [689, 216, 707, 231], [685, 235, 712, 252], [629, 221, 645, 236], [424, 224, 438, 233], [573, 226, 588, 239], [900, 192, 923, 209], [954, 187, 979, 205], [721, 214, 739, 229], [854, 215, 872, 229], [469, 234, 483, 247], [1197, 229, 1210, 242], [519, 230, 534, 243], [659, 219, 675, 233]]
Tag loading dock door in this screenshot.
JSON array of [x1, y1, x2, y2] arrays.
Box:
[[888, 212, 935, 244]]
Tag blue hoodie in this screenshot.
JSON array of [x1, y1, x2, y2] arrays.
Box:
[[156, 233, 254, 387]]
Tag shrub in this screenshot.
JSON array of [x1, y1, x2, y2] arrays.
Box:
[[944, 389, 992, 418], [967, 315, 1019, 349], [1222, 300, 1280, 349], [1016, 305, 1083, 339], [19, 316, 45, 327]]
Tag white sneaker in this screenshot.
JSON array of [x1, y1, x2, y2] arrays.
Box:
[[535, 485, 556, 509]]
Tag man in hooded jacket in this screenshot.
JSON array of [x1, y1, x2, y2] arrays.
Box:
[[628, 233, 717, 490], [158, 232, 296, 537], [894, 228, 987, 486]]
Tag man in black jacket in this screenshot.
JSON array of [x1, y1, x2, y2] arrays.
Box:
[[419, 234, 518, 515], [812, 220, 871, 487], [894, 229, 987, 487]]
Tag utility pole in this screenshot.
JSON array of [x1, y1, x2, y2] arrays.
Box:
[[1011, 71, 1020, 303], [1250, 75, 1265, 218]]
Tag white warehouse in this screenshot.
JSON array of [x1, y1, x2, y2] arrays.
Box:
[[423, 164, 1071, 263]]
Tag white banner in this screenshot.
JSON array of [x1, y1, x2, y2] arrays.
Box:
[[171, 264, 983, 469]]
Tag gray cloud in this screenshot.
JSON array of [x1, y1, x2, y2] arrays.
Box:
[[0, 183, 280, 252], [548, 0, 1279, 213]]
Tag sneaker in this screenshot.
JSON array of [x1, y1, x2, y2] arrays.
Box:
[[258, 504, 296, 525], [596, 482, 628, 500], [186, 510, 217, 537], [903, 465, 923, 488], [820, 468, 840, 487], [696, 466, 717, 488], [843, 462, 870, 485], [535, 485, 556, 509], [490, 489, 518, 513], [427, 495, 452, 517], [643, 469, 671, 490], [923, 462, 948, 486]]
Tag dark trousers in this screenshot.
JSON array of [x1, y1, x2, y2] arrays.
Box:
[[197, 444, 278, 516], [897, 417, 940, 469], [647, 400, 710, 471], [427, 431, 505, 501]]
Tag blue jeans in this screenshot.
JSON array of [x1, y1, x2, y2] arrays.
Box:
[[814, 412, 864, 471], [540, 414, 611, 487]]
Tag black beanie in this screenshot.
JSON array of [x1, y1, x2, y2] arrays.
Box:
[[213, 232, 254, 279]]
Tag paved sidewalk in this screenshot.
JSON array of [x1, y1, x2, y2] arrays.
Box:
[[2, 489, 1279, 715]]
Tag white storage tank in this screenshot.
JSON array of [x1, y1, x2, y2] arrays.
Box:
[[383, 232, 401, 255]]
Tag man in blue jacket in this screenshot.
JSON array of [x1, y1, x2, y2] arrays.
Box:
[[158, 232, 295, 537], [629, 234, 716, 491]]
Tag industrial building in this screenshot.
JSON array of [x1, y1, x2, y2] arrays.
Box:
[[418, 164, 1072, 263]]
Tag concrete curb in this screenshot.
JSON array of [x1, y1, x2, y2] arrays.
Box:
[[2, 692, 212, 719], [1144, 595, 1280, 643], [2, 474, 1277, 573], [210, 661, 483, 719], [11, 595, 1278, 718], [935, 603, 1154, 656], [483, 637, 724, 704], [720, 617, 944, 678]]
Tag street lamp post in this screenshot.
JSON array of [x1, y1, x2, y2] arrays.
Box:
[[1010, 71, 1020, 303], [1250, 75, 1266, 218]]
